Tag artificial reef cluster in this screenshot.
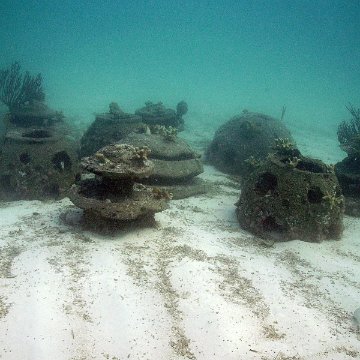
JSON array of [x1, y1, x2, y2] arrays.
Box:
[[0, 62, 358, 241]]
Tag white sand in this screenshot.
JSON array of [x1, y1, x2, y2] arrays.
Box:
[[1, 130, 360, 359]]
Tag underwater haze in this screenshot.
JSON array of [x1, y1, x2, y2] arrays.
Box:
[[2, 2, 360, 359], [1, 0, 360, 133]]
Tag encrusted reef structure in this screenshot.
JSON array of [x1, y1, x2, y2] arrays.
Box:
[[68, 143, 170, 226], [335, 104, 360, 216], [118, 131, 205, 199], [236, 143, 344, 242], [206, 110, 293, 177], [135, 100, 188, 131], [0, 62, 79, 200], [80, 102, 146, 157], [0, 122, 79, 200]]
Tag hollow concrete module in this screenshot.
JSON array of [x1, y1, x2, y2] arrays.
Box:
[[68, 143, 169, 226], [0, 125, 79, 200], [236, 153, 344, 242]]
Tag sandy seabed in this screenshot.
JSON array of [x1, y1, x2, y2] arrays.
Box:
[[0, 125, 360, 360], [0, 164, 359, 360]]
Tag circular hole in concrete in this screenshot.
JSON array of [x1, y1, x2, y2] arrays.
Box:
[[52, 151, 72, 172], [255, 172, 278, 195], [307, 187, 323, 203], [262, 215, 283, 232], [19, 152, 31, 164]]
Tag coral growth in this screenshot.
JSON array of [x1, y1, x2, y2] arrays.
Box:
[[237, 152, 344, 242], [337, 104, 360, 157], [69, 142, 169, 225], [322, 189, 344, 210], [135, 101, 187, 130], [151, 125, 178, 141], [152, 187, 173, 200], [0, 62, 45, 111], [244, 156, 263, 169], [273, 138, 295, 152], [79, 103, 144, 158], [83, 143, 153, 180], [285, 156, 301, 168]]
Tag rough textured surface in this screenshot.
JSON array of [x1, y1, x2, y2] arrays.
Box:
[[135, 101, 186, 130], [119, 132, 199, 160], [0, 165, 359, 360], [5, 101, 63, 127], [0, 123, 79, 200], [237, 153, 344, 242], [68, 143, 169, 223], [150, 158, 203, 183], [69, 179, 168, 221], [80, 110, 145, 157], [81, 143, 153, 180], [119, 133, 204, 186], [335, 157, 360, 216], [206, 111, 293, 176], [148, 178, 209, 200]]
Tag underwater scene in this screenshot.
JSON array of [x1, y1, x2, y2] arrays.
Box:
[[0, 1, 360, 359]]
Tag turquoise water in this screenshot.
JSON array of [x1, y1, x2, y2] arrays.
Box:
[[1, 0, 359, 133], [1, 3, 360, 358]]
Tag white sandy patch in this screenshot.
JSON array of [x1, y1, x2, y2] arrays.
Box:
[[0, 163, 359, 360]]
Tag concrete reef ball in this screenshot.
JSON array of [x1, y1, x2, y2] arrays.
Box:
[[118, 132, 206, 199], [80, 102, 145, 157], [0, 102, 79, 200], [206, 111, 293, 176], [68, 143, 169, 225], [236, 152, 344, 242]]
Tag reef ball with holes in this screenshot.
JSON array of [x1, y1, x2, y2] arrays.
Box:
[[236, 152, 344, 242], [0, 106, 80, 200]]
